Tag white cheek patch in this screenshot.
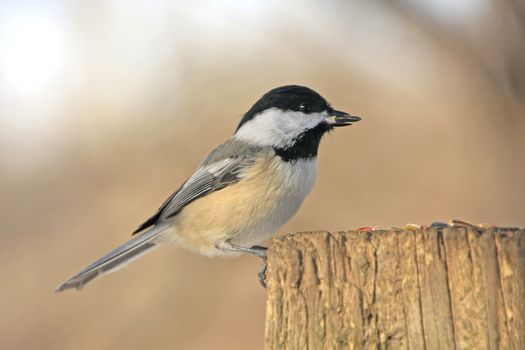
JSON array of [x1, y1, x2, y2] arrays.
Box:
[[234, 108, 326, 147]]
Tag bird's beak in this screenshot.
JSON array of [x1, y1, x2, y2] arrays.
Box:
[[325, 110, 361, 127]]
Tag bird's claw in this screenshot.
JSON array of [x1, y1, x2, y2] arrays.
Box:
[[245, 245, 268, 288], [257, 257, 267, 288]]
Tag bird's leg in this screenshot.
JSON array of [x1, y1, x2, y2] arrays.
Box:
[[219, 242, 268, 288], [224, 244, 267, 258]]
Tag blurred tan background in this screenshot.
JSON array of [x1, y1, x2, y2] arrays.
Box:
[[1, 0, 524, 349]]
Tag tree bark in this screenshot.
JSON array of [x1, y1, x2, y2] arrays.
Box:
[[264, 227, 525, 350]]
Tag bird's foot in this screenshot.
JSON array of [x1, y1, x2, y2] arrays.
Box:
[[218, 242, 268, 288], [253, 251, 268, 288]]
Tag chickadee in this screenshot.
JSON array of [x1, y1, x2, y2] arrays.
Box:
[[56, 85, 361, 292]]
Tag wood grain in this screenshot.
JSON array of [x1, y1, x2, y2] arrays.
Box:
[[264, 227, 525, 350]]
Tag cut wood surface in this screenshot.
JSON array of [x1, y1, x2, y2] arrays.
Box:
[[264, 227, 525, 350]]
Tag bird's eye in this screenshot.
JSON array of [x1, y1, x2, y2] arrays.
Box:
[[299, 103, 312, 113]]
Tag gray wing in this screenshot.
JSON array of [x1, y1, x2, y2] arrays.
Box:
[[133, 139, 262, 234]]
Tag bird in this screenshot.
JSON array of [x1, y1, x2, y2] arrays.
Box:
[[55, 85, 361, 292]]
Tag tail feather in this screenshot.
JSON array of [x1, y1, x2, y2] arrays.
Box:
[[55, 224, 168, 292]]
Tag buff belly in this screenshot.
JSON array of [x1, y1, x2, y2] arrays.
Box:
[[169, 155, 317, 256]]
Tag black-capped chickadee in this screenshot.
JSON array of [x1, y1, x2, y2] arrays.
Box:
[[56, 85, 361, 291]]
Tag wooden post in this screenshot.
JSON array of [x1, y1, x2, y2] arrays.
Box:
[[264, 227, 525, 350]]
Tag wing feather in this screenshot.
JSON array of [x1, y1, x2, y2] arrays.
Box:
[[132, 153, 256, 234]]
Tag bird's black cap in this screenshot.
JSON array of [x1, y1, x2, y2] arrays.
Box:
[[237, 85, 331, 131]]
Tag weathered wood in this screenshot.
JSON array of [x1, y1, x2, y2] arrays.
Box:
[[264, 227, 525, 350]]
